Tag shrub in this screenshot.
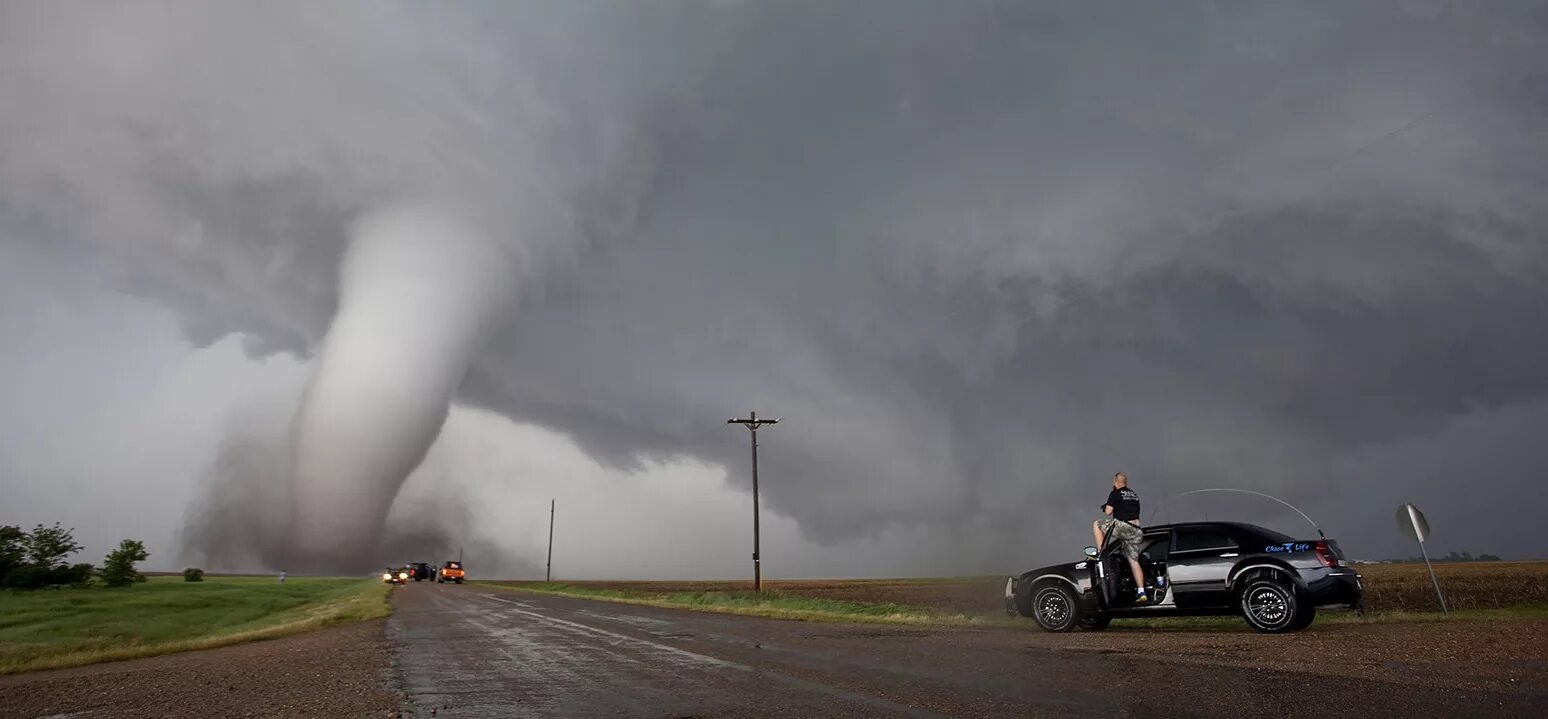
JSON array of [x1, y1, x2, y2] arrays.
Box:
[[183, 567, 205, 582], [101, 539, 149, 588], [49, 563, 95, 588], [3, 565, 48, 590]]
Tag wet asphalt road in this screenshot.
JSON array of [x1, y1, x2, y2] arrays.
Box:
[[387, 584, 1543, 719]]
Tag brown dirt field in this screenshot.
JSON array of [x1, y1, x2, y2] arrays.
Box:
[[1021, 617, 1548, 693], [1354, 561, 1548, 611], [533, 560, 1548, 616], [0, 620, 400, 718]]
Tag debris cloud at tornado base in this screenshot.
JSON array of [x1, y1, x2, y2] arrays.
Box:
[[178, 383, 540, 577]]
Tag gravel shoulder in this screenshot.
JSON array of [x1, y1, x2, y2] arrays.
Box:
[[0, 620, 400, 719]]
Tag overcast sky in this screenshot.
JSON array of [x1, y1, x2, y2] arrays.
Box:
[[3, 1, 1546, 577]]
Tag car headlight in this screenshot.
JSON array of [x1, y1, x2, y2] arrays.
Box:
[[382, 573, 391, 580], [398, 572, 408, 579]]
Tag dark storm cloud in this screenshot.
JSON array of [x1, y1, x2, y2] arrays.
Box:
[[4, 1, 1548, 569]]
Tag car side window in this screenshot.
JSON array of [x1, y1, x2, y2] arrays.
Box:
[[1140, 534, 1170, 561], [1173, 529, 1237, 552]]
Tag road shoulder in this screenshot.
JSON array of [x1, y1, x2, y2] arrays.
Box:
[[0, 620, 400, 719]]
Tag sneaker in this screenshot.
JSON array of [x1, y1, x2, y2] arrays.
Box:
[[1134, 590, 1150, 604]]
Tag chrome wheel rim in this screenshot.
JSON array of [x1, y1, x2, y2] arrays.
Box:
[[1248, 587, 1288, 625], [1037, 590, 1070, 626]]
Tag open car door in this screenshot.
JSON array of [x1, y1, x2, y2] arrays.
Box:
[[1090, 528, 1172, 609]]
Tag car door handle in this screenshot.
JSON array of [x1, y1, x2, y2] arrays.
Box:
[[1219, 553, 1238, 557]]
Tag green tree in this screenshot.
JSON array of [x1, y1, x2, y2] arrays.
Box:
[[24, 523, 82, 569], [183, 567, 205, 582], [101, 539, 149, 587], [0, 525, 26, 580]]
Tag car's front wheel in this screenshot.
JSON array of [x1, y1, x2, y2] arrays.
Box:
[[1031, 583, 1082, 632], [1239, 576, 1306, 633]]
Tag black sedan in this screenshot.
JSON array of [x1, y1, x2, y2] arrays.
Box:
[[1005, 521, 1363, 633]]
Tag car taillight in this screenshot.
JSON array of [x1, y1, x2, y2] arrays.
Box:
[[1315, 540, 1339, 567]]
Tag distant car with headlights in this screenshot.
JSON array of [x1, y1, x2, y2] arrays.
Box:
[[1005, 521, 1363, 633], [382, 567, 410, 585], [437, 561, 465, 584]]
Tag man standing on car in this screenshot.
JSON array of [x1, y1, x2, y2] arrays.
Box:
[[1092, 472, 1149, 604]]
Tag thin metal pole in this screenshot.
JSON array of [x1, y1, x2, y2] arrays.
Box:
[[1416, 538, 1448, 614], [546, 499, 555, 583], [750, 412, 761, 593]]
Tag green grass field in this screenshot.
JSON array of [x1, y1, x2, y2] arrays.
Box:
[[492, 562, 1548, 629], [492, 582, 972, 625], [0, 576, 390, 674]]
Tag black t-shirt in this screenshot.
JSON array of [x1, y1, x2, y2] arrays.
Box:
[[1104, 487, 1141, 521]]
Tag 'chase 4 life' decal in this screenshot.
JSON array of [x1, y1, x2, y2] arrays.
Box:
[[1264, 542, 1313, 553]]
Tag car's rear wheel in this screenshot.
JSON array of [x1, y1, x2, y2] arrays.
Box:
[[1078, 616, 1112, 631], [1288, 603, 1317, 630], [1031, 583, 1081, 633], [1239, 576, 1304, 633]]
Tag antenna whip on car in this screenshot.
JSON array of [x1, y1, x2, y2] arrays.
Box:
[[1161, 488, 1325, 538]]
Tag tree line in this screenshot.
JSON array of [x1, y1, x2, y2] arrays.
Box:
[[1, 523, 149, 589]]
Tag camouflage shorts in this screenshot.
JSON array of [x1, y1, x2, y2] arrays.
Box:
[[1097, 517, 1144, 560]]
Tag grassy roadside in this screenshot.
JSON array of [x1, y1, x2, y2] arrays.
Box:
[[0, 576, 390, 675], [486, 582, 987, 626], [488, 579, 1548, 632]]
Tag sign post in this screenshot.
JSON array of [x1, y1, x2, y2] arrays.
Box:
[[1396, 503, 1447, 615]]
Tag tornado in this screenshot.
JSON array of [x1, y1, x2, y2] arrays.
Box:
[[286, 204, 514, 572]]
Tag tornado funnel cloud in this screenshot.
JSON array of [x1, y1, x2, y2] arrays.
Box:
[[287, 204, 512, 572]]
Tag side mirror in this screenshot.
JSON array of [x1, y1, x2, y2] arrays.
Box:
[[1083, 546, 1099, 559]]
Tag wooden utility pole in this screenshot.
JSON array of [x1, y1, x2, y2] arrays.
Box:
[[546, 499, 555, 583], [728, 411, 779, 591]]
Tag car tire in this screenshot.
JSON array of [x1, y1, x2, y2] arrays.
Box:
[[1239, 575, 1303, 633], [1288, 603, 1317, 630], [1030, 583, 1082, 633], [1078, 616, 1112, 631]]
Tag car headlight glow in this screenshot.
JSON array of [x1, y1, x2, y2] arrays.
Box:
[[399, 572, 408, 579], [382, 573, 391, 580]]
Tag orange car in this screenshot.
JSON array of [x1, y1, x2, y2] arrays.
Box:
[[437, 561, 465, 584]]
